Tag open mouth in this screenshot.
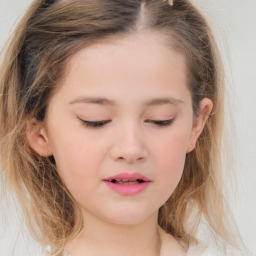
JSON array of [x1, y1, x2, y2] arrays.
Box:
[[109, 179, 145, 185], [103, 173, 151, 195]]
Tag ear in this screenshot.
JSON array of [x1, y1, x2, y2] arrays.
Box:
[[26, 118, 53, 157], [186, 98, 213, 153]]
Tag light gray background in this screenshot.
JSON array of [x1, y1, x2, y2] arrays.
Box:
[[0, 0, 255, 255]]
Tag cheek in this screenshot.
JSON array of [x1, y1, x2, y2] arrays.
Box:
[[50, 129, 106, 189], [152, 129, 190, 188]]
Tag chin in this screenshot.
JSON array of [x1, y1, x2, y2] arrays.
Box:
[[101, 207, 158, 226]]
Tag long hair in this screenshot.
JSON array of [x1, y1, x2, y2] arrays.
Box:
[[0, 0, 242, 254]]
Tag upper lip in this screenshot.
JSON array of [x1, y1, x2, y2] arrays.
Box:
[[104, 172, 151, 182]]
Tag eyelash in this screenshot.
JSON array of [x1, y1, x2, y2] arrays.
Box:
[[80, 119, 174, 128]]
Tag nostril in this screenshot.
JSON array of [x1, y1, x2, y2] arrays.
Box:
[[109, 141, 148, 164]]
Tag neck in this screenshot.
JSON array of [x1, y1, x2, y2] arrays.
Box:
[[65, 211, 162, 256]]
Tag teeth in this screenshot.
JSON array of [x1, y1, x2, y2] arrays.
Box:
[[110, 179, 144, 184], [116, 180, 139, 185], [115, 179, 129, 182]]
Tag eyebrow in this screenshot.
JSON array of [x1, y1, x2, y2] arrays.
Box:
[[69, 96, 183, 106]]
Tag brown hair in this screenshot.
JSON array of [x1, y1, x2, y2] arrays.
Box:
[[0, 0, 242, 254]]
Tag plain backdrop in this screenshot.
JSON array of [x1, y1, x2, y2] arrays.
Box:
[[0, 0, 255, 255]]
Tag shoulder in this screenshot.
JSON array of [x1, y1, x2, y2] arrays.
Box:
[[187, 240, 212, 256], [158, 226, 187, 256], [158, 226, 213, 256]]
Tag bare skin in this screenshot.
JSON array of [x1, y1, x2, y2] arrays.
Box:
[[27, 31, 212, 256], [64, 219, 186, 256]]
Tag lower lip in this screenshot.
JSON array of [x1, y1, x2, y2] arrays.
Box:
[[104, 181, 150, 195]]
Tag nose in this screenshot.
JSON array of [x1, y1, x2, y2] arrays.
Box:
[[109, 123, 148, 164]]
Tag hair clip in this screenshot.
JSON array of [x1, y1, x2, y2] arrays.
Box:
[[168, 0, 174, 6]]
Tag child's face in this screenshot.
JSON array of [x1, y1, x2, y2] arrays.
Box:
[[30, 32, 212, 225]]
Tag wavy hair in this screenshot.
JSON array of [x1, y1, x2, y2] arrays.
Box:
[[0, 0, 242, 254]]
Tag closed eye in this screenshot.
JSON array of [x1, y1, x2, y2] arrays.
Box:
[[80, 119, 111, 128], [146, 119, 174, 127], [80, 119, 174, 128]]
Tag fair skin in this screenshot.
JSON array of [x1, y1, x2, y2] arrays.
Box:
[[27, 31, 213, 256]]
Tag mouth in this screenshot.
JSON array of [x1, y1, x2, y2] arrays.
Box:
[[103, 172, 151, 195], [104, 172, 151, 184], [108, 178, 145, 185]]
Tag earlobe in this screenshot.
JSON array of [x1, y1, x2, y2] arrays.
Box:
[[26, 118, 53, 157], [186, 98, 213, 153]]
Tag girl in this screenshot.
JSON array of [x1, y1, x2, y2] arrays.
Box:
[[0, 0, 244, 255]]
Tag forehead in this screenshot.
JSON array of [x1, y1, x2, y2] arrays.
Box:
[[55, 31, 190, 107], [67, 32, 186, 78]]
